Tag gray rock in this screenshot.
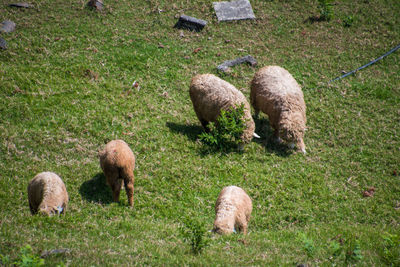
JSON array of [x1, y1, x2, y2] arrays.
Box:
[[0, 20, 16, 33], [174, 15, 207, 32], [40, 248, 70, 258], [87, 0, 103, 11], [9, 2, 32, 8], [213, 0, 255, 22], [0, 37, 7, 50], [217, 55, 257, 72]]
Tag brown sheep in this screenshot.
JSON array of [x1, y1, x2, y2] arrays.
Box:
[[250, 66, 307, 153], [99, 139, 135, 207], [189, 74, 258, 146], [28, 172, 69, 216], [213, 186, 252, 235]]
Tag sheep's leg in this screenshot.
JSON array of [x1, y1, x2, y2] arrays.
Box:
[[273, 127, 283, 144], [29, 202, 36, 214], [123, 176, 134, 207], [236, 215, 248, 234], [110, 179, 123, 202], [254, 108, 260, 120], [199, 119, 209, 132]]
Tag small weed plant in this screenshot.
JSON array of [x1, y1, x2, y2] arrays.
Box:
[[343, 15, 354, 27], [199, 104, 247, 151], [317, 0, 334, 21], [179, 218, 210, 254], [381, 233, 400, 266], [13, 245, 44, 267]]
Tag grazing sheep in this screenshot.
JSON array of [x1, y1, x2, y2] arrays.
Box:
[[213, 186, 252, 235], [99, 139, 135, 207], [28, 172, 69, 216], [250, 66, 307, 153], [189, 74, 257, 145]]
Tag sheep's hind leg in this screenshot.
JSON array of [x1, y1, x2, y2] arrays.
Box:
[[199, 119, 210, 132], [110, 179, 123, 203], [123, 177, 134, 207]]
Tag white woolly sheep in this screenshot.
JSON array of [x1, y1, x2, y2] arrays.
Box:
[[250, 66, 307, 153], [28, 172, 69, 216], [99, 139, 135, 207], [213, 186, 252, 235], [189, 74, 258, 145]]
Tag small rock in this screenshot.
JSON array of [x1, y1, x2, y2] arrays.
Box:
[[217, 55, 257, 72], [87, 0, 103, 11], [0, 37, 7, 50], [40, 248, 70, 258], [0, 20, 16, 33], [193, 47, 201, 53], [174, 14, 207, 32], [362, 186, 376, 198], [9, 2, 33, 8]]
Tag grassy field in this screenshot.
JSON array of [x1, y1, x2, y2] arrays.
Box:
[[1, 0, 399, 265]]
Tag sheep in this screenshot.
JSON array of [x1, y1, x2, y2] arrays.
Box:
[[250, 66, 307, 153], [99, 139, 135, 207], [213, 186, 252, 235], [189, 74, 258, 146], [28, 172, 69, 216]]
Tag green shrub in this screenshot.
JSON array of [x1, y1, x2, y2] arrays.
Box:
[[199, 104, 247, 151], [343, 15, 354, 27], [14, 245, 44, 267], [318, 0, 334, 21], [179, 218, 210, 254]]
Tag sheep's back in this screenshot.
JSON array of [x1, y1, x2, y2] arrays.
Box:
[[99, 140, 135, 171], [251, 66, 304, 111], [215, 186, 252, 219], [28, 172, 68, 211], [190, 74, 249, 122]]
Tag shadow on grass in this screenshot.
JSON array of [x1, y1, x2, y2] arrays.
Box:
[[253, 117, 292, 157], [79, 172, 113, 205], [166, 121, 203, 142]]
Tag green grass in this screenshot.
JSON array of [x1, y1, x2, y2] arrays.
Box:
[[1, 0, 399, 265]]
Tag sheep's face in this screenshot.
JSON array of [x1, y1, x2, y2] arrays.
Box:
[[212, 225, 233, 235], [39, 205, 64, 216], [279, 121, 306, 154]]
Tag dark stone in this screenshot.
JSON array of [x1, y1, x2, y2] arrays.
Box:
[[213, 0, 255, 22], [87, 0, 103, 11], [217, 55, 257, 72], [8, 2, 32, 8], [0, 37, 7, 50], [0, 20, 16, 33], [174, 15, 207, 32], [40, 249, 70, 258]]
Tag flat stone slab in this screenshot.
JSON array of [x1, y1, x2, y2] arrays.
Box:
[[174, 15, 207, 32], [213, 0, 255, 22], [0, 20, 16, 33], [0, 37, 7, 50], [217, 55, 257, 72], [9, 2, 33, 8], [41, 249, 71, 258]]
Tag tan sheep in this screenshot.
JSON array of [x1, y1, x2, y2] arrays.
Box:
[[99, 139, 135, 207], [189, 74, 258, 145], [250, 66, 307, 153], [28, 172, 69, 216], [213, 186, 252, 235]]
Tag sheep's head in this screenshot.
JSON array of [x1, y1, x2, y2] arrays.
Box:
[[279, 114, 306, 154], [38, 205, 64, 216]]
